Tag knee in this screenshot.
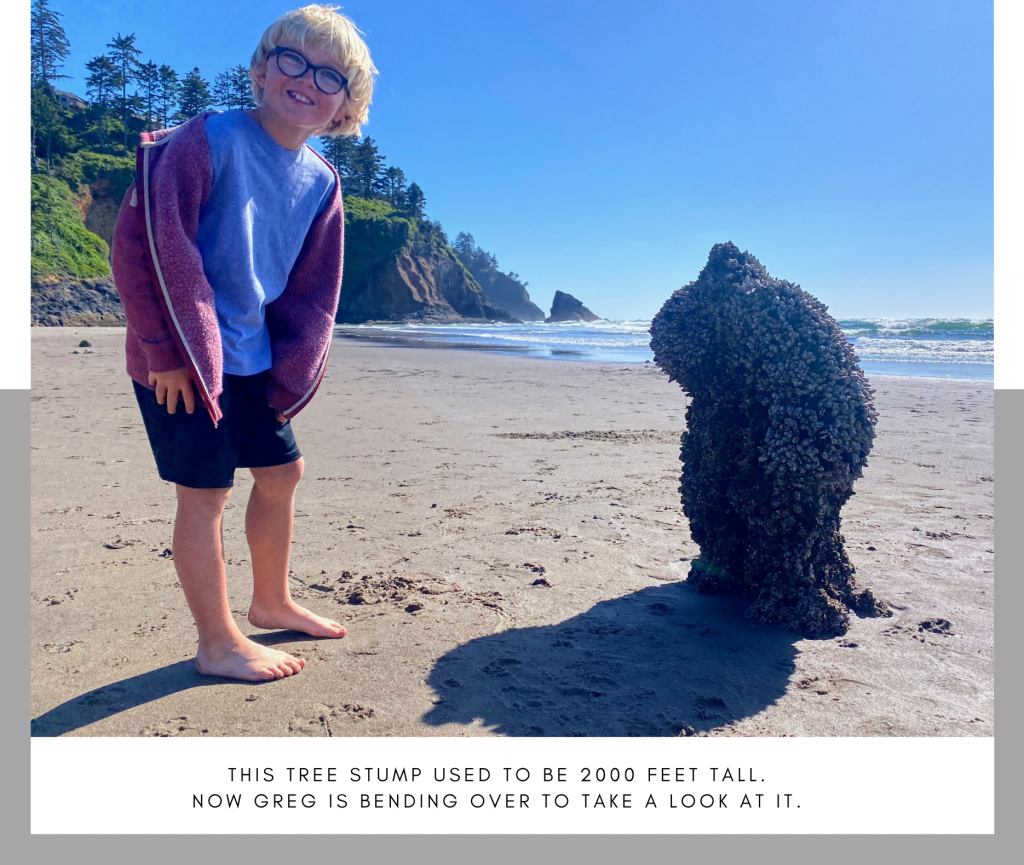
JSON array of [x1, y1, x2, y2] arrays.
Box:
[[252, 458, 304, 499]]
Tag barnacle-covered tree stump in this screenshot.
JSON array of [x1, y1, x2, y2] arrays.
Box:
[[649, 242, 889, 637]]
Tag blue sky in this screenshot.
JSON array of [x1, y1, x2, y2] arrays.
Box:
[[52, 0, 994, 321]]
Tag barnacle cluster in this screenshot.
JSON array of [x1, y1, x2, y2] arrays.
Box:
[[650, 242, 888, 637]]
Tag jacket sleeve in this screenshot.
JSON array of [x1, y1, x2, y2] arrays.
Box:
[[265, 180, 344, 417], [110, 179, 185, 373], [147, 130, 220, 349]]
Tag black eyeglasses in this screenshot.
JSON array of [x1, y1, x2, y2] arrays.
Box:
[[271, 46, 348, 96]]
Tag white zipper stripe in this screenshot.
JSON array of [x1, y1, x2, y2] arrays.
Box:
[[279, 150, 339, 417], [141, 139, 218, 426], [283, 340, 330, 415]]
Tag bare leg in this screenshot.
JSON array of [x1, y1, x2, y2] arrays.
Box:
[[173, 484, 306, 681], [246, 458, 346, 638]]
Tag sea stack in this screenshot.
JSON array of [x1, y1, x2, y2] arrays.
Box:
[[546, 290, 600, 323], [649, 242, 888, 637]]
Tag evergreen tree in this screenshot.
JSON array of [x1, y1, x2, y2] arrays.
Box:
[[382, 166, 407, 206], [453, 232, 491, 269], [452, 233, 519, 280], [213, 65, 255, 110], [390, 182, 408, 209], [425, 220, 448, 245], [84, 55, 118, 107], [352, 136, 384, 198], [137, 60, 160, 130], [233, 65, 257, 109], [212, 69, 232, 109], [176, 67, 212, 120], [84, 55, 118, 148], [156, 65, 180, 127], [107, 33, 143, 149], [30, 0, 71, 85], [405, 182, 426, 218], [321, 135, 359, 188], [453, 232, 476, 258], [31, 82, 73, 171]]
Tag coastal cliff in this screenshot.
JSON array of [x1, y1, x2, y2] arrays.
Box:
[[31, 153, 133, 326], [336, 197, 518, 324], [337, 237, 518, 323], [462, 267, 544, 322]]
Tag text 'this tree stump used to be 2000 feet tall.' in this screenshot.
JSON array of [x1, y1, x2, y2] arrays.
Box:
[[649, 242, 890, 637]]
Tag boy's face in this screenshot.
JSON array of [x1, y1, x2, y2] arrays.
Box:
[[255, 40, 348, 137]]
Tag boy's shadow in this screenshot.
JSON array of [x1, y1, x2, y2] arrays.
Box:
[[422, 582, 799, 736], [30, 632, 316, 737]]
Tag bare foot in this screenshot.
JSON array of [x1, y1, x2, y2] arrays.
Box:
[[196, 635, 306, 682], [248, 600, 347, 638]]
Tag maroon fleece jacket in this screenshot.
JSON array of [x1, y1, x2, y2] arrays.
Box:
[[111, 112, 344, 427]]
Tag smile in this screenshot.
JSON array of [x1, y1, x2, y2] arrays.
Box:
[[287, 90, 315, 105]]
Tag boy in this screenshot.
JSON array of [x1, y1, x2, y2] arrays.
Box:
[[112, 5, 377, 682]]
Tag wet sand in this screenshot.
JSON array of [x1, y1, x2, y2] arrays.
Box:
[[30, 327, 994, 737]]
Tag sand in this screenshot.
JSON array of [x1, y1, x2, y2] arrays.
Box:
[[30, 327, 994, 737]]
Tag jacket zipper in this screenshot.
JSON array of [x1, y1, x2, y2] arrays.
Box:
[[283, 341, 331, 417], [141, 139, 221, 428]]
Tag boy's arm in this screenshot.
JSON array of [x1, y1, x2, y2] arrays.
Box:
[[265, 183, 344, 418], [122, 118, 224, 415], [111, 180, 185, 373], [146, 128, 221, 359]]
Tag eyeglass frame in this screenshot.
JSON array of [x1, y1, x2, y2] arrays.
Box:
[[269, 46, 349, 96]]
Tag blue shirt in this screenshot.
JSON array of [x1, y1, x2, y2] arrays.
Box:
[[195, 110, 336, 376]]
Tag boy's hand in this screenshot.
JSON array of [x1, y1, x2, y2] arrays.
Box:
[[149, 367, 196, 415], [273, 408, 288, 423]]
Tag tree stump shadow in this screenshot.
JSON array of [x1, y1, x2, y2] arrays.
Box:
[[422, 582, 799, 737]]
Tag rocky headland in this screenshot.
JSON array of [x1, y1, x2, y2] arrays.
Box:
[[459, 262, 545, 322], [337, 230, 518, 325]]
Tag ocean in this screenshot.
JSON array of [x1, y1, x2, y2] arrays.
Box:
[[336, 318, 994, 381]]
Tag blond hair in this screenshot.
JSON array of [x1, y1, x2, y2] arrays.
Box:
[[249, 4, 377, 138]]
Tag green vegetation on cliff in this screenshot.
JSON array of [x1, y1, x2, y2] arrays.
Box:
[[342, 195, 477, 291], [342, 196, 416, 290], [31, 175, 110, 281], [338, 195, 514, 323], [55, 151, 134, 199]]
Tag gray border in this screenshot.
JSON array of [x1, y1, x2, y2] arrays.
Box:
[[11, 835, 1009, 862], [12, 383, 1008, 857]]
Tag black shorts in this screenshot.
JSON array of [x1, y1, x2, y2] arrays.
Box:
[[133, 371, 301, 489]]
